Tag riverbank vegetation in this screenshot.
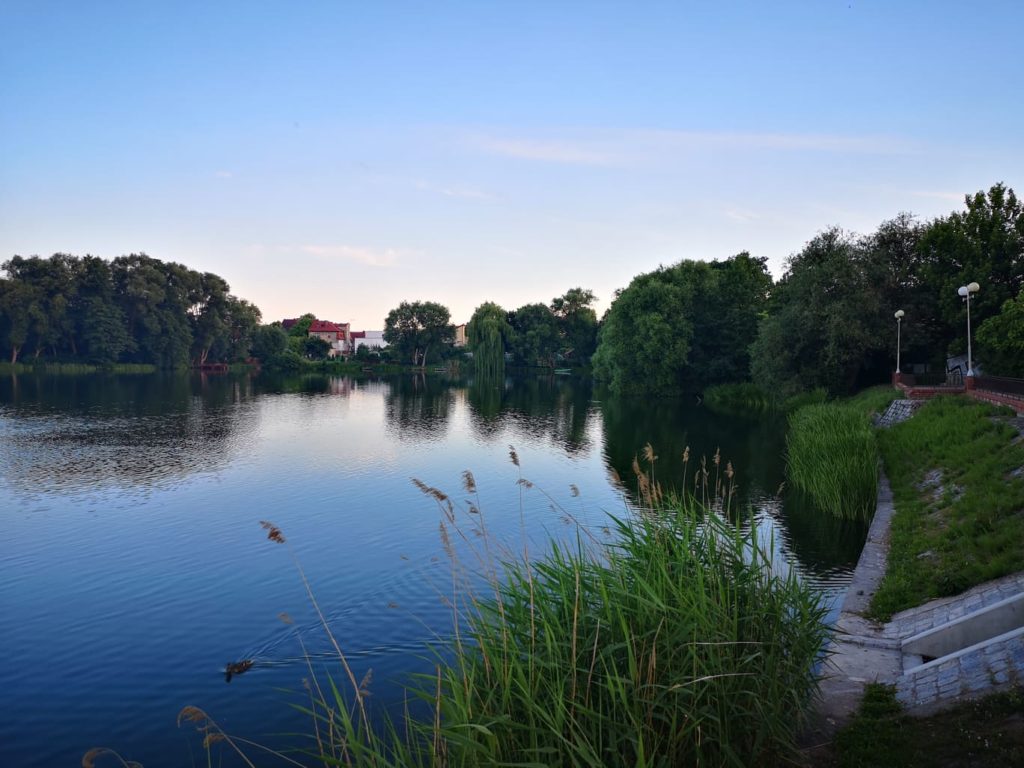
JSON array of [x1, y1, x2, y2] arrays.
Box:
[[870, 396, 1024, 620], [786, 404, 879, 520], [172, 461, 828, 767]]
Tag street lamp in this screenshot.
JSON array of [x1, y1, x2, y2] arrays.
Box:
[[957, 281, 980, 376], [894, 309, 905, 374]]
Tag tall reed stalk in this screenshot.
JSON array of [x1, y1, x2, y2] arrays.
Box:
[[786, 404, 879, 520], [154, 453, 829, 768]]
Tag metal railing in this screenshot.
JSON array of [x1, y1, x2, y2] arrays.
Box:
[[975, 375, 1024, 398]]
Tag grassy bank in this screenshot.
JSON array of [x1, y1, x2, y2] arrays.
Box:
[[703, 382, 826, 416], [783, 386, 903, 520], [828, 684, 1024, 767], [172, 463, 829, 767], [870, 396, 1024, 619]]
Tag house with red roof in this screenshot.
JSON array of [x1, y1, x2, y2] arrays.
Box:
[[308, 320, 352, 358]]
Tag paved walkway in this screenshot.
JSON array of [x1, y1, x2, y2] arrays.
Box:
[[809, 474, 1024, 738]]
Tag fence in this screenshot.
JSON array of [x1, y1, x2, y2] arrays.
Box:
[[975, 375, 1024, 399]]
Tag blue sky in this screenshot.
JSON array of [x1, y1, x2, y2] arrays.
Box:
[[2, 1, 1021, 328]]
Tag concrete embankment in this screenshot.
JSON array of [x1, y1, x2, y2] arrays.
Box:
[[813, 466, 1024, 737]]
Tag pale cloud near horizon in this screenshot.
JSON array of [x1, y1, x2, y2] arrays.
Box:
[[299, 244, 404, 267], [245, 243, 406, 268], [214, 170, 234, 178], [468, 129, 915, 167]]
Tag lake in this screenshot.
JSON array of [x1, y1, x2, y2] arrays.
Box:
[[0, 372, 868, 767]]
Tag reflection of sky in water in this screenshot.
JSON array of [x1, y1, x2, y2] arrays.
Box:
[[0, 372, 866, 768]]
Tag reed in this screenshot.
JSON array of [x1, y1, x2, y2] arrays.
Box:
[[703, 382, 777, 414], [786, 403, 879, 520], [108, 452, 829, 767]]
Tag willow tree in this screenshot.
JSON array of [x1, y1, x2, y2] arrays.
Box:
[[467, 302, 511, 380]]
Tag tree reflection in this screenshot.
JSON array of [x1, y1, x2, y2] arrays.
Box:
[[597, 387, 868, 577], [0, 373, 256, 493], [382, 374, 454, 443], [466, 374, 594, 455]]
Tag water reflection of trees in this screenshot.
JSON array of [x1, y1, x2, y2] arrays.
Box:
[[467, 375, 593, 455], [597, 387, 867, 577], [598, 387, 786, 500], [0, 373, 256, 494], [383, 375, 455, 444]]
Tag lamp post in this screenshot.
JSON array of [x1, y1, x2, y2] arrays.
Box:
[[957, 281, 980, 377], [894, 309, 905, 376]]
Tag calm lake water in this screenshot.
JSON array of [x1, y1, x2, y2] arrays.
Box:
[[0, 372, 868, 767]]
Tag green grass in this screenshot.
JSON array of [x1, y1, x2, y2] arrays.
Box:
[[870, 396, 1024, 619], [171, 463, 830, 768], [704, 382, 778, 415], [786, 403, 879, 520], [839, 384, 903, 418], [830, 684, 1024, 768]]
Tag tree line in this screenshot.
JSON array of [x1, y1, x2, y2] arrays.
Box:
[[596, 183, 1023, 395], [0, 253, 260, 366], [4, 183, 1020, 387]]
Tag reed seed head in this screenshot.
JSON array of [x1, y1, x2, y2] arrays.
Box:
[[508, 445, 520, 466], [462, 470, 477, 493]]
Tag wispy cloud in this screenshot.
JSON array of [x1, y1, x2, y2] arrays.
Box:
[[909, 189, 965, 202], [468, 129, 914, 166], [299, 244, 403, 268], [413, 180, 492, 200], [723, 207, 762, 222], [471, 136, 619, 166], [214, 170, 234, 178]]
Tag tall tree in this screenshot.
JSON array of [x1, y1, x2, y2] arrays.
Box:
[[550, 287, 598, 364], [467, 301, 511, 380], [976, 287, 1024, 377], [383, 301, 454, 368], [594, 253, 770, 394], [750, 229, 881, 397], [592, 265, 699, 395], [0, 277, 40, 363], [919, 183, 1024, 340], [508, 303, 560, 368]]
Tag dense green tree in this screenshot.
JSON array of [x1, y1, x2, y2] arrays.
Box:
[[550, 287, 599, 364], [750, 230, 881, 397], [73, 256, 131, 364], [592, 265, 699, 395], [919, 183, 1024, 336], [467, 301, 511, 380], [0, 252, 255, 367], [689, 253, 773, 384], [594, 253, 770, 394], [302, 335, 331, 360], [508, 303, 560, 368], [0, 277, 40, 363], [383, 301, 454, 368], [189, 272, 231, 366], [287, 313, 316, 338], [251, 323, 289, 362], [976, 288, 1024, 377]]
